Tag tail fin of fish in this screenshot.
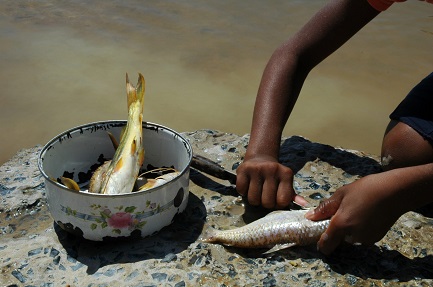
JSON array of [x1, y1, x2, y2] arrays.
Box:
[[126, 73, 145, 113]]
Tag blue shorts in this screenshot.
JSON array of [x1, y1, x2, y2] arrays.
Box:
[[390, 72, 433, 145]]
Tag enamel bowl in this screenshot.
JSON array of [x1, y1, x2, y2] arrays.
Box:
[[38, 121, 192, 241]]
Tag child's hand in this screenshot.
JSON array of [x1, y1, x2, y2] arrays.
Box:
[[236, 155, 308, 209], [306, 172, 403, 254]]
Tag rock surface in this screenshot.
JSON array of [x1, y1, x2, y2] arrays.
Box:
[[1, 130, 433, 286]]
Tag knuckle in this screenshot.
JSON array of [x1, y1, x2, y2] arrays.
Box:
[[316, 199, 334, 214], [264, 162, 280, 175]]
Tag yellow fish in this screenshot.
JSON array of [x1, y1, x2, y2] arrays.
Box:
[[88, 73, 145, 195]]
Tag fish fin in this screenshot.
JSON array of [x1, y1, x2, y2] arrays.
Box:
[[266, 209, 308, 218], [126, 73, 145, 111], [138, 148, 145, 166], [136, 73, 145, 111], [131, 139, 137, 155], [126, 73, 136, 108], [89, 160, 111, 193], [107, 132, 119, 150], [263, 243, 297, 254], [114, 157, 124, 172], [60, 176, 80, 191]]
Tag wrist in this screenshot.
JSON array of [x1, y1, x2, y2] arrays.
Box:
[[246, 134, 282, 161], [383, 164, 433, 214], [244, 152, 279, 164]]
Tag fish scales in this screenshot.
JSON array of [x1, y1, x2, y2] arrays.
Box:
[[202, 209, 330, 249]]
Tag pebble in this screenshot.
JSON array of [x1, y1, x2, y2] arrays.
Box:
[[49, 248, 60, 257], [309, 192, 324, 200], [151, 272, 167, 282], [11, 270, 26, 283], [161, 253, 177, 263], [28, 247, 43, 256]]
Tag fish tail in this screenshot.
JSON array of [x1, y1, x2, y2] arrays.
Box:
[[126, 73, 145, 112]]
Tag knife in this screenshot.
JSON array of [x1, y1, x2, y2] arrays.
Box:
[[191, 154, 237, 185]]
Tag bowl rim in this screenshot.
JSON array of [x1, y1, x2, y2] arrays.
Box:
[[38, 120, 192, 198]]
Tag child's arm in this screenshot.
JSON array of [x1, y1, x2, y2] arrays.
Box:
[[236, 0, 380, 208]]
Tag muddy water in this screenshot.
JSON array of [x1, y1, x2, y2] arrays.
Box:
[[1, 1, 432, 164]]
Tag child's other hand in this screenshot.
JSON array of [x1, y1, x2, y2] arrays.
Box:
[[305, 172, 403, 255], [236, 155, 308, 209]]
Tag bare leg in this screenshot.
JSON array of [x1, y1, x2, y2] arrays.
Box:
[[381, 120, 433, 171]]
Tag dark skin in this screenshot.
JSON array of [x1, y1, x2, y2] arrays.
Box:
[[236, 0, 433, 255]]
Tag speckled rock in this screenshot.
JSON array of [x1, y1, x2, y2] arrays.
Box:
[[1, 130, 433, 286]]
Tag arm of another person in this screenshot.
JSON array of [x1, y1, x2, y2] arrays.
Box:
[[236, 0, 381, 209]]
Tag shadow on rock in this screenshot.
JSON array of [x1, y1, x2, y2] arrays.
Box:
[[227, 243, 433, 281], [325, 244, 433, 281], [54, 192, 207, 274], [279, 136, 382, 176]]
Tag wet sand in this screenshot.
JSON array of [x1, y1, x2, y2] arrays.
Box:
[[1, 1, 432, 164]]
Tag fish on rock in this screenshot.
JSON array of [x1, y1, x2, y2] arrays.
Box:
[[200, 209, 330, 253]]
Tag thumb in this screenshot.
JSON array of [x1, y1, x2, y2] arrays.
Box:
[[305, 197, 341, 221], [317, 217, 346, 255]]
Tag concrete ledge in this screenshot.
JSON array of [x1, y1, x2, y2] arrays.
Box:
[[1, 130, 433, 286]]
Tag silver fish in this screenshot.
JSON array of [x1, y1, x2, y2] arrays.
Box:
[[200, 209, 329, 252]]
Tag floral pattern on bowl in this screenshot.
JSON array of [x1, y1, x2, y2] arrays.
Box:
[[60, 197, 176, 235]]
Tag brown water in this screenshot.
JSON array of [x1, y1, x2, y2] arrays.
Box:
[[1, 1, 432, 164]]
